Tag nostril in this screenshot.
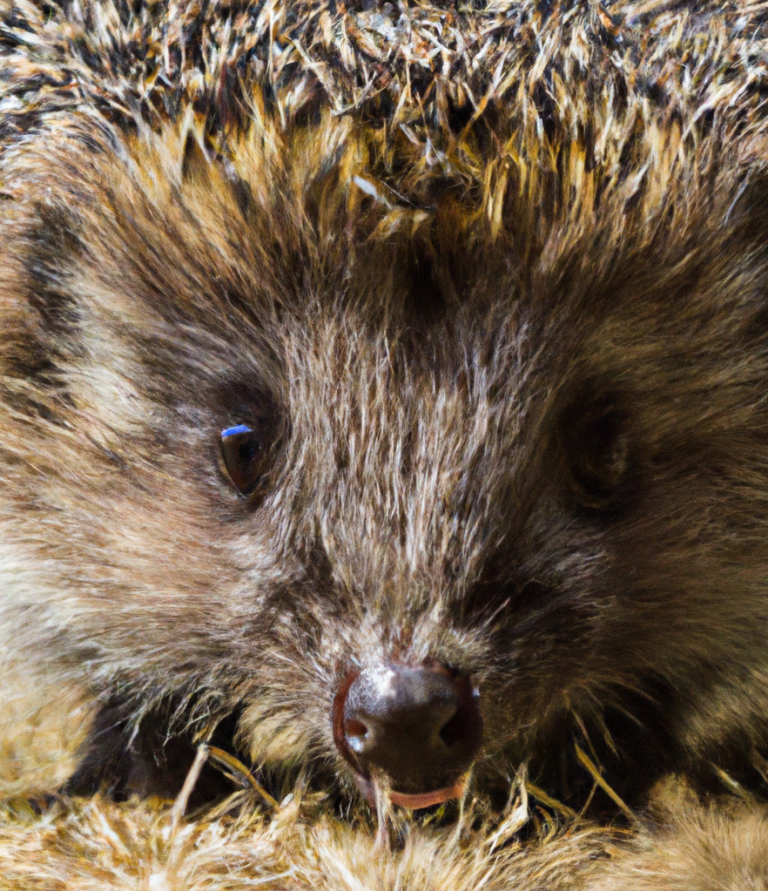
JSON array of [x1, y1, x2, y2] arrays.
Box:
[[344, 718, 368, 753], [438, 707, 469, 748]]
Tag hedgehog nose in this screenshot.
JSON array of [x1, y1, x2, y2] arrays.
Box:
[[333, 664, 482, 807]]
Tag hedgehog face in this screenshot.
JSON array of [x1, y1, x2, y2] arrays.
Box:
[[3, 120, 768, 809]]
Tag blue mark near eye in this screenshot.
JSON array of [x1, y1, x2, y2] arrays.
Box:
[[221, 424, 252, 438]]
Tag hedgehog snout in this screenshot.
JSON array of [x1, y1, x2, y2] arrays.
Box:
[[332, 663, 483, 808]]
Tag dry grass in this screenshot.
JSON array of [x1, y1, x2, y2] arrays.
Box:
[[0, 679, 764, 891], [0, 672, 621, 891]]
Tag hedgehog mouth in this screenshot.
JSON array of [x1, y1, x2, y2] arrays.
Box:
[[350, 769, 468, 810]]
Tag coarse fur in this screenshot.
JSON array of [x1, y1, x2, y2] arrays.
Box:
[[3, 0, 768, 886]]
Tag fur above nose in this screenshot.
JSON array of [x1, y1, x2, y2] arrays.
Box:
[[334, 664, 482, 803]]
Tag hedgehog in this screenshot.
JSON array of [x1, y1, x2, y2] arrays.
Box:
[[3, 0, 768, 883]]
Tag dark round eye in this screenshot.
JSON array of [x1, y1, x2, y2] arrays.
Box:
[[220, 424, 268, 497], [562, 400, 632, 510]]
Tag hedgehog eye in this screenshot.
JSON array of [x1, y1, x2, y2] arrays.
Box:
[[220, 424, 267, 497], [562, 401, 631, 510]]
